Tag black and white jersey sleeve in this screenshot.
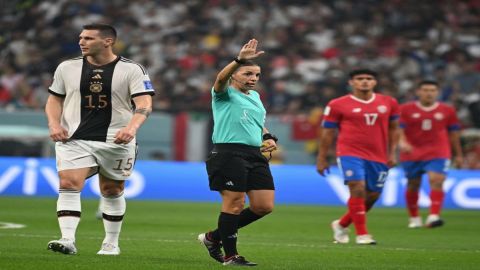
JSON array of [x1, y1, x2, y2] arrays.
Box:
[[48, 61, 70, 97], [48, 56, 155, 143], [120, 57, 155, 98]]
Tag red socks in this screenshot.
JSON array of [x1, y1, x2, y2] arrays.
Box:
[[405, 190, 419, 217], [406, 189, 444, 216], [339, 212, 352, 228], [347, 197, 368, 235], [430, 190, 444, 215]]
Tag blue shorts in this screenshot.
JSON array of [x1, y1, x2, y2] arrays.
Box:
[[401, 159, 450, 179], [337, 156, 389, 193]]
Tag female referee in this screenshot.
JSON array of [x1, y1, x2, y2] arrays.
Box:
[[198, 39, 278, 266]]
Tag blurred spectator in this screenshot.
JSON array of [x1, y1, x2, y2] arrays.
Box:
[[268, 80, 293, 114], [1, 0, 478, 115], [1, 0, 479, 166]]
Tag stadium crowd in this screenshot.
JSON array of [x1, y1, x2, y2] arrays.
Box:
[[1, 0, 479, 167]]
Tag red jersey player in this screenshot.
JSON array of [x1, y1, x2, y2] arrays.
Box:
[[399, 80, 463, 228], [317, 69, 399, 245]]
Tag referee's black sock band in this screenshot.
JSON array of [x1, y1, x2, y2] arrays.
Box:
[[210, 208, 264, 242], [218, 212, 240, 258]]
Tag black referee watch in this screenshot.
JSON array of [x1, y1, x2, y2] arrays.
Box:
[[233, 57, 246, 64], [262, 133, 278, 143]]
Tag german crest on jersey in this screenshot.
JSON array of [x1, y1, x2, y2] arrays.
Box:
[[90, 83, 102, 93]]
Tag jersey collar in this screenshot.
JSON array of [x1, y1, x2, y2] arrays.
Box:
[[415, 101, 439, 111], [349, 93, 376, 104]]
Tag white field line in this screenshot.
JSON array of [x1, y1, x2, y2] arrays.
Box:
[[0, 222, 26, 229], [0, 232, 478, 254]]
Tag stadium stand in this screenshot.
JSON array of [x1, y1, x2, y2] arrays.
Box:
[[0, 0, 479, 167]]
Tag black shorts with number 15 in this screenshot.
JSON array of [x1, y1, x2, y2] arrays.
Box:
[[206, 143, 275, 192]]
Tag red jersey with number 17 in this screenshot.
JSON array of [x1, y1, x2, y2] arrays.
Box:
[[399, 102, 460, 161], [322, 93, 400, 164]]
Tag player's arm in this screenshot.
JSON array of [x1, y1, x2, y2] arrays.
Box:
[[398, 128, 413, 153], [45, 95, 68, 142], [213, 39, 264, 93], [114, 94, 152, 144], [261, 127, 278, 153], [449, 130, 463, 168], [317, 104, 339, 176], [388, 119, 400, 167], [398, 105, 412, 153], [213, 60, 242, 93], [317, 127, 335, 176], [447, 107, 464, 168], [388, 99, 401, 167]]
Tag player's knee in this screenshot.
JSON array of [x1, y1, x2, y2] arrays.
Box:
[[100, 180, 125, 196], [348, 182, 366, 197], [407, 180, 421, 191], [407, 185, 420, 192], [350, 189, 366, 198], [366, 192, 380, 209], [101, 186, 124, 197], [222, 198, 245, 214], [367, 192, 380, 201], [429, 176, 444, 190], [430, 181, 443, 190], [58, 178, 82, 190], [228, 204, 245, 214], [251, 204, 274, 216], [100, 183, 124, 196]]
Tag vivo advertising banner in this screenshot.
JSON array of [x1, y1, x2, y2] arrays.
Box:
[[0, 157, 479, 209]]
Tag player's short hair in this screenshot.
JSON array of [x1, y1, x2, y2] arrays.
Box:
[[418, 80, 439, 87], [83, 23, 117, 40], [349, 69, 378, 79]]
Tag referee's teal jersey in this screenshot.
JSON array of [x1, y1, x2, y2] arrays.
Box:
[[211, 86, 266, 147]]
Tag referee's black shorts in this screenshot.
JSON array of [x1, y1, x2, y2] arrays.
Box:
[[206, 143, 275, 192]]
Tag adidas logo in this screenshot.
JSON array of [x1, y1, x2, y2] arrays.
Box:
[[225, 181, 234, 186], [91, 74, 102, 80], [227, 233, 238, 239]]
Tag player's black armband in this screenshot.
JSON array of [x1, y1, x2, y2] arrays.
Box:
[[262, 133, 278, 143]]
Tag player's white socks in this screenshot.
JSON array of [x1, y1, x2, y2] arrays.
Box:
[[100, 192, 126, 247], [57, 189, 82, 241]]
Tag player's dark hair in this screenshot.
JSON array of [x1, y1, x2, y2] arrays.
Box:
[[83, 23, 117, 40], [349, 69, 377, 79], [418, 80, 439, 87], [238, 60, 259, 68]]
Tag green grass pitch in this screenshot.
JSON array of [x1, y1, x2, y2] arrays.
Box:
[[0, 197, 478, 270]]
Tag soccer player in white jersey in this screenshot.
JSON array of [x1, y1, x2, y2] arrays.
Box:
[[45, 23, 154, 255]]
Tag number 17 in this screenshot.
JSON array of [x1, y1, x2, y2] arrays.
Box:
[[364, 113, 378, 125]]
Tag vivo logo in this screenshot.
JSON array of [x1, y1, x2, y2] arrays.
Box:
[[0, 158, 145, 198], [0, 158, 479, 209]]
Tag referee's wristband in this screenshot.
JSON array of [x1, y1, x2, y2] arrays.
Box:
[[262, 133, 278, 143], [233, 57, 246, 64]]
